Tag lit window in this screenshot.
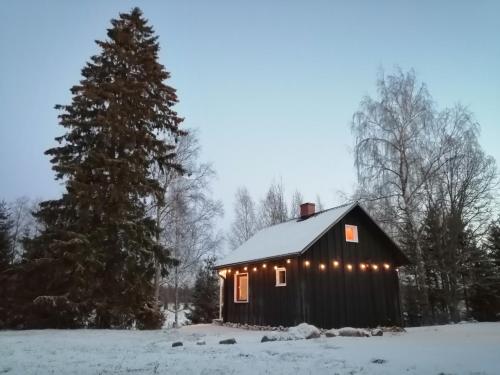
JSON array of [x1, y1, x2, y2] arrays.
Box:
[[275, 267, 286, 287], [234, 273, 248, 303], [345, 224, 359, 243]]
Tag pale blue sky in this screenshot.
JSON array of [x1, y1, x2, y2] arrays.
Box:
[[1, 1, 499, 230]]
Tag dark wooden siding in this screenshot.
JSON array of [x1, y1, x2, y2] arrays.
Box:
[[221, 206, 403, 328], [223, 258, 301, 327]]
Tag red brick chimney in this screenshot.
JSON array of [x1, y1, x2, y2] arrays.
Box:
[[300, 202, 315, 219]]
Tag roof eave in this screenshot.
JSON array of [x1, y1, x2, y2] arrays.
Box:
[[214, 251, 301, 269]]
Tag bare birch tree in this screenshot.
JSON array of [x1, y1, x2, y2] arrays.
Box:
[[152, 131, 223, 326], [228, 187, 258, 250], [289, 190, 304, 218], [437, 105, 497, 234], [315, 195, 325, 212], [423, 104, 498, 321], [352, 68, 498, 324], [258, 181, 288, 228], [8, 197, 41, 261], [351, 68, 449, 323]]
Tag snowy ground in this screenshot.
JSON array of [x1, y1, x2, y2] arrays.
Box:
[[1, 322, 500, 374]]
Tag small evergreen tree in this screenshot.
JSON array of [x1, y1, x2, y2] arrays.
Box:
[[419, 203, 490, 323], [420, 205, 448, 323], [186, 257, 219, 324], [0, 201, 13, 271], [0, 201, 17, 328], [22, 8, 184, 329], [469, 221, 500, 321]]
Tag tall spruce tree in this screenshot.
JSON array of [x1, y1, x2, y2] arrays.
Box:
[[23, 8, 184, 328], [186, 257, 219, 324]]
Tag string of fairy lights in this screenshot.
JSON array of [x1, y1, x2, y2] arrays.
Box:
[[219, 258, 393, 275]]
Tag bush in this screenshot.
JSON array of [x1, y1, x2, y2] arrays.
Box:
[[186, 257, 219, 324], [136, 303, 165, 330]]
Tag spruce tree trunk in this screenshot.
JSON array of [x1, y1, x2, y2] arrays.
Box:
[[154, 203, 161, 306], [173, 195, 180, 328], [415, 243, 432, 324], [405, 207, 431, 324], [448, 277, 460, 322], [462, 273, 470, 318], [154, 263, 161, 306], [174, 265, 179, 328]]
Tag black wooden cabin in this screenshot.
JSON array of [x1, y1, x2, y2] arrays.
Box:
[[215, 202, 409, 329]]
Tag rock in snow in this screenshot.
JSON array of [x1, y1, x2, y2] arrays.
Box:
[[325, 329, 339, 337], [289, 323, 321, 339], [371, 328, 383, 336], [382, 326, 406, 333], [196, 340, 206, 345], [172, 341, 183, 347], [338, 327, 370, 337], [260, 332, 290, 342], [261, 335, 278, 343], [219, 338, 237, 344], [261, 323, 321, 342]]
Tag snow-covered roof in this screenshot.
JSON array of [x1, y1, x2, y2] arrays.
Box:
[[216, 202, 357, 268]]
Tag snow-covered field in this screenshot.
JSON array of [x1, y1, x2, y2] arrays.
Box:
[[1, 322, 500, 374]]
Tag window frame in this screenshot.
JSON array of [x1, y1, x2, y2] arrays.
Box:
[[345, 224, 359, 243], [275, 267, 287, 287], [234, 272, 249, 303]]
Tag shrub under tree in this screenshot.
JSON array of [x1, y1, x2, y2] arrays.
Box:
[[186, 257, 219, 324]]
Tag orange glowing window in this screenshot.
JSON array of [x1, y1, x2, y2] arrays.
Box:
[[345, 225, 359, 243], [234, 273, 248, 303]]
